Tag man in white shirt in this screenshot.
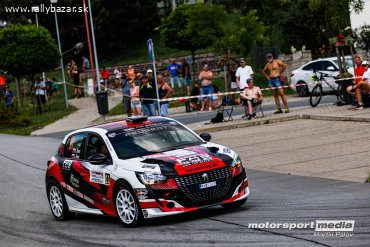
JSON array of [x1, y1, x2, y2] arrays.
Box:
[[236, 58, 254, 103], [34, 78, 47, 113], [353, 60, 370, 110]]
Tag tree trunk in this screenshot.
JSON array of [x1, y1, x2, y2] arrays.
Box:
[[15, 77, 22, 106]]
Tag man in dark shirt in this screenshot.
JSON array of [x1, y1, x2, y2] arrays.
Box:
[[181, 58, 191, 95], [140, 75, 156, 116]]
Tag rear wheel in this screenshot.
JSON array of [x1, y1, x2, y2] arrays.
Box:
[[47, 181, 70, 220], [115, 184, 143, 227], [310, 84, 323, 107], [222, 198, 247, 210], [296, 81, 309, 97]]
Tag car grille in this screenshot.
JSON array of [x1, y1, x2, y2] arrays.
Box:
[[174, 167, 232, 203]]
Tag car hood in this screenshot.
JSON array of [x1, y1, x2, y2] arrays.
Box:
[[116, 143, 237, 176]]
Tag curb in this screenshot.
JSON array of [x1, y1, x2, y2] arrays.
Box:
[[193, 113, 370, 134]]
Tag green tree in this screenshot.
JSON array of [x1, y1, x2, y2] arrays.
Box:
[[355, 25, 370, 53], [0, 24, 59, 104], [161, 3, 228, 61]]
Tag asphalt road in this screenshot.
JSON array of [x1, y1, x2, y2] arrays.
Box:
[[1, 130, 369, 246]]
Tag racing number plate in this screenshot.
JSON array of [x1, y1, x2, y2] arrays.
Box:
[[199, 181, 216, 189]]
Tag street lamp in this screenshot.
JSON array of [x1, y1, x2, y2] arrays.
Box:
[[50, 0, 69, 109]]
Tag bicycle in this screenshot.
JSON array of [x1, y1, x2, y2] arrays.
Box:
[[309, 70, 348, 107]]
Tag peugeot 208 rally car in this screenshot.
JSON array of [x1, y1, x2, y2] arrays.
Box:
[[46, 116, 250, 227]]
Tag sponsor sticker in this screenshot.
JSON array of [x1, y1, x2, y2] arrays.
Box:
[[177, 154, 212, 167], [62, 160, 73, 170], [90, 171, 110, 185], [70, 173, 79, 188]]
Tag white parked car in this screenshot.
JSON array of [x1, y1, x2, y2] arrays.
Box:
[[290, 56, 354, 96]]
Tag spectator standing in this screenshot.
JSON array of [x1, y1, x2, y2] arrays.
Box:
[[181, 58, 191, 95], [45, 78, 57, 111], [139, 75, 156, 116], [167, 59, 182, 95], [81, 56, 91, 71], [146, 69, 157, 93], [347, 55, 365, 97], [157, 74, 172, 117], [236, 58, 254, 104], [121, 73, 132, 116], [4, 85, 14, 108], [262, 53, 288, 113], [114, 67, 122, 88], [128, 65, 135, 80], [69, 60, 82, 98], [199, 64, 214, 111], [240, 78, 263, 120], [129, 78, 142, 116], [352, 60, 370, 110], [34, 78, 47, 113], [228, 63, 237, 101], [100, 67, 110, 91]]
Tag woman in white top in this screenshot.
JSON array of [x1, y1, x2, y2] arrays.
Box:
[[114, 67, 122, 88]]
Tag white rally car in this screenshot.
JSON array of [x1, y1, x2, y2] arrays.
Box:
[[45, 116, 250, 227]]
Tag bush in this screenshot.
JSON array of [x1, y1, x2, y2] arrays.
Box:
[[0, 102, 30, 127]]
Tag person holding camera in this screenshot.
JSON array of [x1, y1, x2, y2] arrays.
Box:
[[240, 78, 263, 120]]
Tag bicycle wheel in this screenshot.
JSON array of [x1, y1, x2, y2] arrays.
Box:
[[310, 84, 323, 107]]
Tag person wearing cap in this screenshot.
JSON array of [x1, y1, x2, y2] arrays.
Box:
[[347, 55, 365, 98], [199, 64, 214, 111], [167, 59, 182, 95], [352, 60, 370, 110], [139, 75, 156, 116], [4, 85, 14, 108], [236, 58, 254, 104], [262, 53, 288, 114], [240, 79, 263, 120], [146, 69, 157, 93]]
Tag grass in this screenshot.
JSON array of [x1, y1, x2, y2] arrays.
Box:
[[0, 71, 78, 136], [100, 33, 213, 66]]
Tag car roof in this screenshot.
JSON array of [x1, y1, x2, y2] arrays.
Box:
[[89, 116, 172, 132]]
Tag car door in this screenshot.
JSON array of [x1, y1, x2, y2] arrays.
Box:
[[301, 61, 322, 91], [320, 60, 339, 91], [74, 133, 114, 208]]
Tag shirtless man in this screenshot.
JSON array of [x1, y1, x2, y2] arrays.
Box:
[[262, 53, 289, 113]]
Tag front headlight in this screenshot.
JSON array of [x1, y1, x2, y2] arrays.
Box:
[[136, 171, 167, 185], [231, 155, 244, 177]]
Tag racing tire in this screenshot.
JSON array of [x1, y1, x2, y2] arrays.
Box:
[[222, 198, 247, 210], [47, 181, 70, 221], [309, 84, 323, 107], [114, 184, 143, 227], [296, 81, 309, 97]]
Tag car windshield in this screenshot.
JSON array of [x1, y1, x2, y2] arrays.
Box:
[[107, 121, 204, 159]]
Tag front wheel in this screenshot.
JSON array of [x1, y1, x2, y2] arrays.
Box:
[[296, 81, 309, 97], [115, 184, 143, 227], [222, 198, 247, 210], [310, 84, 323, 107], [47, 181, 70, 220]]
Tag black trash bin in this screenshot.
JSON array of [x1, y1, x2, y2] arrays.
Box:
[[96, 91, 109, 115]]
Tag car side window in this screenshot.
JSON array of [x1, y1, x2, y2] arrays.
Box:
[[86, 134, 110, 159], [302, 61, 321, 71], [65, 133, 87, 159], [322, 61, 337, 71]]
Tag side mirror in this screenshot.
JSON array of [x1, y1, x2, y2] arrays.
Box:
[[199, 132, 212, 142], [88, 153, 108, 165]]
